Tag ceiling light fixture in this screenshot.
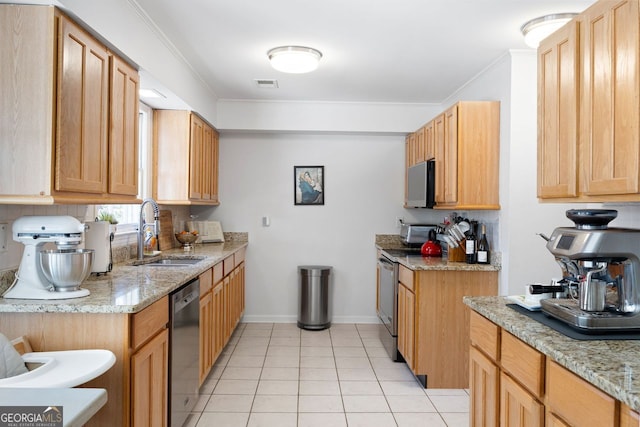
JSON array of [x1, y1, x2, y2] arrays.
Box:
[[267, 46, 322, 74], [520, 13, 577, 48]]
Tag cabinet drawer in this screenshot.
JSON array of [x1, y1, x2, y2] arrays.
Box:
[[501, 331, 544, 398], [398, 265, 414, 292], [469, 311, 500, 362], [223, 256, 235, 276], [200, 268, 213, 295], [213, 262, 224, 283], [547, 360, 616, 427], [131, 296, 168, 350], [234, 247, 246, 265]]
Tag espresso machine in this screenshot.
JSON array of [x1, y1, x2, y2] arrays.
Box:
[[537, 209, 640, 332]]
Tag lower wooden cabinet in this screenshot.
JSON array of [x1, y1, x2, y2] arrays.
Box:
[[198, 249, 246, 386], [470, 311, 639, 427], [397, 266, 498, 388], [500, 372, 543, 427], [469, 345, 499, 427], [131, 328, 169, 427]]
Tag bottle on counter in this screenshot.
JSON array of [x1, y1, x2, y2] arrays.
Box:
[[465, 226, 477, 264], [477, 223, 490, 264]]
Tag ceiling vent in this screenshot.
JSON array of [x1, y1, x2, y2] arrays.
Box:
[[254, 79, 279, 88]]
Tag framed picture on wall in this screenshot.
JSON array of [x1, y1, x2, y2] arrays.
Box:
[[294, 166, 324, 205]]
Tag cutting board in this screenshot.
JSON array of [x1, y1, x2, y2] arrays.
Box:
[[158, 210, 175, 250]]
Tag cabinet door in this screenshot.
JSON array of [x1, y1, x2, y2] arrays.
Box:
[[131, 328, 169, 427], [212, 282, 225, 359], [537, 20, 579, 198], [500, 373, 543, 427], [415, 126, 426, 164], [189, 114, 204, 199], [201, 124, 213, 200], [442, 105, 459, 204], [424, 121, 435, 160], [398, 283, 415, 370], [469, 346, 499, 427], [199, 291, 213, 385], [211, 129, 220, 203], [581, 0, 640, 195], [434, 113, 446, 203], [109, 54, 139, 196], [55, 13, 109, 194]]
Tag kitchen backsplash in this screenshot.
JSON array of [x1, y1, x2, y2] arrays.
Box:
[[0, 204, 192, 272]]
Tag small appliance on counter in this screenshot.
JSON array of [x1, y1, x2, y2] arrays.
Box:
[[84, 221, 113, 274], [535, 209, 640, 332], [400, 221, 437, 247], [3, 215, 93, 300]]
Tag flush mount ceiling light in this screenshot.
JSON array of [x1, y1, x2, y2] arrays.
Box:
[[520, 13, 577, 48], [267, 46, 322, 74]]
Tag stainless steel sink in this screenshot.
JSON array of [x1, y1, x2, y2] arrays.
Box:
[[135, 257, 205, 267]]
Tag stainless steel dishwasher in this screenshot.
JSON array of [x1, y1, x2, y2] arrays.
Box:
[[170, 278, 200, 427]]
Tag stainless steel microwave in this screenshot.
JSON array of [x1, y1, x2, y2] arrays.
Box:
[[406, 159, 435, 208]]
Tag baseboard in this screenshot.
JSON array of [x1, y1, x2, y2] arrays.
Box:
[[241, 314, 380, 324]]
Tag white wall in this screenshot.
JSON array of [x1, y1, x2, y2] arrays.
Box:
[[192, 133, 407, 323]]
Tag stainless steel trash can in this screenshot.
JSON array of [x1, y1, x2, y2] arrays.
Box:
[[298, 265, 332, 330]]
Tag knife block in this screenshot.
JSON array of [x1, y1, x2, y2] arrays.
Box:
[[448, 243, 466, 262]]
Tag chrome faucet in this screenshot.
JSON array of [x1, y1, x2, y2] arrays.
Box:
[[138, 198, 161, 260]]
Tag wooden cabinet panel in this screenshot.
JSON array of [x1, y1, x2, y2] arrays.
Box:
[[546, 360, 616, 427], [414, 270, 498, 388], [470, 345, 499, 427], [537, 20, 579, 198], [469, 310, 500, 362], [199, 267, 213, 295], [500, 372, 543, 427], [55, 13, 109, 194], [500, 331, 544, 398], [212, 282, 225, 359], [131, 328, 169, 427], [546, 413, 571, 427], [581, 0, 640, 196], [434, 113, 446, 204], [189, 114, 204, 199], [442, 105, 459, 204], [109, 54, 139, 196], [399, 264, 414, 292], [424, 121, 435, 160]]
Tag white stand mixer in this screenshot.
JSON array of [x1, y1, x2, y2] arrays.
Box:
[[3, 216, 90, 300]]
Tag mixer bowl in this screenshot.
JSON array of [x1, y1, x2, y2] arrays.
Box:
[[40, 249, 94, 291]]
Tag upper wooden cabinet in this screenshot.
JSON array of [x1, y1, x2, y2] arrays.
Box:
[[537, 20, 579, 199], [406, 101, 500, 210], [538, 0, 640, 202], [0, 5, 139, 204], [435, 101, 501, 210], [153, 110, 220, 205]]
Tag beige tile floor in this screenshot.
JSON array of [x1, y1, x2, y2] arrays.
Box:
[[185, 323, 469, 427]]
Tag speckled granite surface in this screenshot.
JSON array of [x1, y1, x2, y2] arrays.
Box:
[[376, 234, 501, 272], [0, 240, 247, 314], [464, 296, 640, 412]]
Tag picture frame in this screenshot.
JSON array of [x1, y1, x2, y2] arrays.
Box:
[[294, 166, 324, 205]]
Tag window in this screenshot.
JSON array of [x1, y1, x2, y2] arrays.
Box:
[[92, 102, 153, 233]]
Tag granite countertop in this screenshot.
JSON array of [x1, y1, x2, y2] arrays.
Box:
[[375, 233, 500, 272], [464, 296, 640, 412], [0, 241, 247, 314]]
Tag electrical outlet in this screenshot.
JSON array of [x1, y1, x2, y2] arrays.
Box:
[[396, 216, 404, 228]]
